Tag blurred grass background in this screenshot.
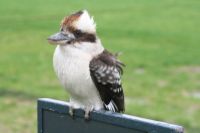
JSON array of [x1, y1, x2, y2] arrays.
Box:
[[0, 0, 200, 132]]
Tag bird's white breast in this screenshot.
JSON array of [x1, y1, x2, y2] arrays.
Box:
[[53, 45, 103, 109]]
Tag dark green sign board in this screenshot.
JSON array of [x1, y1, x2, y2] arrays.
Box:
[[37, 98, 184, 133]]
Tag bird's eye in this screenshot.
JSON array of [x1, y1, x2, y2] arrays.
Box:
[[74, 30, 82, 37]]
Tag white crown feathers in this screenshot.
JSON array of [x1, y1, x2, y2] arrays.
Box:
[[73, 10, 96, 33]]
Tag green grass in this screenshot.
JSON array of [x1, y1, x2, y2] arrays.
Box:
[[0, 0, 200, 132]]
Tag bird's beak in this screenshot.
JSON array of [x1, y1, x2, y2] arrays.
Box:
[[47, 32, 73, 45]]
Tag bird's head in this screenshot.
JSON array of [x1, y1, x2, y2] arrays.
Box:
[[48, 10, 97, 45]]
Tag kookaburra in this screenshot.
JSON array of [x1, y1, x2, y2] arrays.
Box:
[[48, 10, 125, 119]]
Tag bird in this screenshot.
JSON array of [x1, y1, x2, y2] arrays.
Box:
[[47, 10, 125, 119]]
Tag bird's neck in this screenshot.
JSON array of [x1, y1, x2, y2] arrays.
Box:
[[58, 38, 104, 58]]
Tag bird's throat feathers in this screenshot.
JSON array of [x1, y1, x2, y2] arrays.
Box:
[[58, 39, 104, 58]]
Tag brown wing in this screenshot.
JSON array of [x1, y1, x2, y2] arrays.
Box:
[[89, 50, 125, 112]]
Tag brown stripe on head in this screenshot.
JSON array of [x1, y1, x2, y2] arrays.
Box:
[[58, 10, 97, 43], [61, 10, 83, 28]]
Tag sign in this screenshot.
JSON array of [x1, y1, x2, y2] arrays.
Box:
[[38, 98, 184, 133]]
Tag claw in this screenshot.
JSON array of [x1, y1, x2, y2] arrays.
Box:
[[69, 106, 75, 119], [84, 106, 94, 121], [84, 111, 90, 121]]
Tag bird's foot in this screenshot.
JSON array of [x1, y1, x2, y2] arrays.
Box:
[[84, 106, 94, 121], [69, 105, 75, 119]]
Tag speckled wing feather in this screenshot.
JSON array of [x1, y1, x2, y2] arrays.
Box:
[[89, 50, 125, 112]]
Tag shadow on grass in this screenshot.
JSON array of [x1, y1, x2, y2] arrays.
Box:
[[0, 88, 38, 100]]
